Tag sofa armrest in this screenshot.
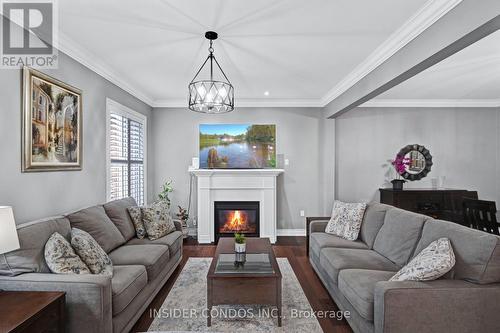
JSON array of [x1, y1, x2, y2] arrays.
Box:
[[374, 279, 500, 333], [0, 273, 113, 333], [306, 217, 330, 256], [309, 219, 329, 233]]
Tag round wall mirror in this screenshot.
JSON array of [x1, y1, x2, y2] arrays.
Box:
[[397, 144, 433, 181]]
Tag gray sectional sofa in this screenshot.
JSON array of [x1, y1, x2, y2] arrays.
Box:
[[0, 198, 183, 333], [309, 203, 500, 333]]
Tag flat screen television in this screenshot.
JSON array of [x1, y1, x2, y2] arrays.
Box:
[[199, 124, 276, 169]]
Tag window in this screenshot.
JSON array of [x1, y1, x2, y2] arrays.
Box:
[[106, 99, 147, 205]]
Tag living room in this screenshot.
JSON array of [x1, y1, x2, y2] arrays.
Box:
[[0, 0, 499, 332]]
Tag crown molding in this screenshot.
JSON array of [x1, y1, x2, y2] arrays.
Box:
[[55, 0, 462, 109], [360, 99, 500, 108], [319, 0, 463, 107], [151, 98, 324, 108], [58, 32, 154, 106]]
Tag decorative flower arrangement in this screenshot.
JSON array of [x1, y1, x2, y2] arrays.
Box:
[[391, 154, 410, 179], [390, 154, 410, 190]]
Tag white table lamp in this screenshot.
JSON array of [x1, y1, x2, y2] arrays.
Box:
[[0, 206, 20, 254]]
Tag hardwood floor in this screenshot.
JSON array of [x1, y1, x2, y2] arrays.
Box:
[[131, 236, 353, 333]]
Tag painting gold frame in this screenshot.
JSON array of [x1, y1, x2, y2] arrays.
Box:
[[22, 67, 83, 172]]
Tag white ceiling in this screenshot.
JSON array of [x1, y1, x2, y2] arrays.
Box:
[[57, 0, 451, 107], [375, 31, 500, 102]]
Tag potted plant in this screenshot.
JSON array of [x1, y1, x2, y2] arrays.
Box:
[[158, 180, 173, 207], [391, 154, 410, 190], [234, 233, 246, 253]]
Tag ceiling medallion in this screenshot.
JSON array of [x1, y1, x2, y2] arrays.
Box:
[[188, 31, 234, 114]]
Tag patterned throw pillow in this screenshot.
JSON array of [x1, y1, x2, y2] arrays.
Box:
[[71, 228, 113, 276], [44, 232, 91, 274], [390, 237, 455, 282], [141, 201, 176, 240], [128, 206, 147, 239], [325, 200, 367, 241]]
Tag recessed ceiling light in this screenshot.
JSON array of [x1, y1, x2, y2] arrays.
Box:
[[264, 91, 270, 96]]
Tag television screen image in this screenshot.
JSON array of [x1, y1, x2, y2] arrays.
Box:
[[199, 124, 276, 169]]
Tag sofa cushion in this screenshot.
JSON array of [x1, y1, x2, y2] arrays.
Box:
[[71, 228, 113, 276], [390, 237, 455, 282], [0, 217, 71, 276], [108, 245, 170, 281], [111, 265, 147, 315], [103, 198, 138, 241], [360, 203, 391, 248], [127, 206, 146, 239], [325, 201, 367, 240], [338, 269, 394, 321], [319, 248, 399, 284], [44, 232, 91, 274], [310, 232, 368, 259], [141, 201, 176, 240], [126, 230, 183, 255], [373, 208, 428, 266], [414, 219, 500, 284], [67, 205, 126, 253]]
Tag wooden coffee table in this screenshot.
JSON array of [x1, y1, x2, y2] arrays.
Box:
[[207, 238, 282, 327]]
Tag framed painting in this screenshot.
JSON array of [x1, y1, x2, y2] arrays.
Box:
[[22, 67, 82, 172]]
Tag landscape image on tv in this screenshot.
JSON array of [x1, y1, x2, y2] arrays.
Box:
[[199, 124, 276, 169]]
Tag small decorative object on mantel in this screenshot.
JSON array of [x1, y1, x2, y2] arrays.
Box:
[[234, 232, 246, 253], [158, 180, 173, 207], [391, 154, 410, 190], [22, 67, 82, 172]]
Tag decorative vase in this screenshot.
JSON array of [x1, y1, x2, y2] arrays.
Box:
[[235, 242, 246, 253], [391, 179, 405, 190]]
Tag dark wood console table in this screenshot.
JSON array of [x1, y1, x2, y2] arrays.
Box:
[[380, 188, 478, 223]]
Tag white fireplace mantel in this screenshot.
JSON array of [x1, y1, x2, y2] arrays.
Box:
[[189, 167, 284, 243]]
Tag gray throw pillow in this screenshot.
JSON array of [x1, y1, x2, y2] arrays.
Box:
[[44, 232, 91, 274], [325, 200, 367, 241], [390, 237, 455, 282], [71, 228, 113, 276], [127, 206, 147, 239], [141, 201, 176, 241]]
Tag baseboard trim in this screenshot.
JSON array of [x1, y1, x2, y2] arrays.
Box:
[[277, 229, 306, 236]]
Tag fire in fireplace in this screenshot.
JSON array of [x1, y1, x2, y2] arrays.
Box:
[[214, 201, 259, 241]]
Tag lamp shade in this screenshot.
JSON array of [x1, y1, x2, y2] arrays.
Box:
[[0, 206, 20, 254]]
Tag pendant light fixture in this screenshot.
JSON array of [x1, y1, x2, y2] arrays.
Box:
[[188, 31, 234, 113]]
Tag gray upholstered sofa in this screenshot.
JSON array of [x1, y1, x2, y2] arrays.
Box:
[[0, 198, 183, 333], [309, 203, 500, 333]]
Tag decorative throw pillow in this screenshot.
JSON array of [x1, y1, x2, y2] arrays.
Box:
[[390, 237, 455, 282], [141, 201, 176, 240], [325, 200, 367, 241], [128, 206, 146, 239], [44, 232, 91, 274], [71, 228, 113, 276]]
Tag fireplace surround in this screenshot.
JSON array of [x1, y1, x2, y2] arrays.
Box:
[[189, 168, 284, 243], [214, 201, 260, 242]]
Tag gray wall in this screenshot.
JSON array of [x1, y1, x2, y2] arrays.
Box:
[[0, 53, 153, 224], [334, 107, 500, 206], [151, 107, 323, 230]]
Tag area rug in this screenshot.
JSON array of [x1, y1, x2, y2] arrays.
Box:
[[148, 257, 322, 333]]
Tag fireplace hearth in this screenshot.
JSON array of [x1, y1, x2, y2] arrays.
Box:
[[214, 201, 260, 242]]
